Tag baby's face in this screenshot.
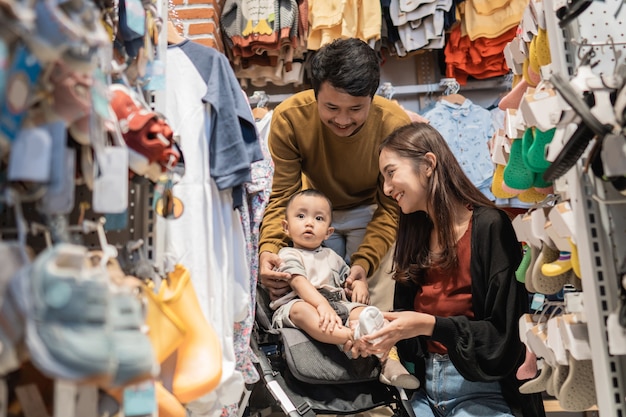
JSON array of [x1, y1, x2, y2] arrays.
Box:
[[284, 195, 333, 250]]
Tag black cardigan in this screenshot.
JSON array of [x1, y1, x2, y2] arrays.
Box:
[[394, 206, 545, 417]]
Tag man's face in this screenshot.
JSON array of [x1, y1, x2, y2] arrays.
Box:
[[317, 81, 372, 137]]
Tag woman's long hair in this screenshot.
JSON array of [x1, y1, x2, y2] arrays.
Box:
[[379, 123, 496, 286]]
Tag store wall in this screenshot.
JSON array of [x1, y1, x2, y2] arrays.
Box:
[[172, 0, 223, 50]]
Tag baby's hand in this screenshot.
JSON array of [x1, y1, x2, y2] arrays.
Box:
[[317, 303, 343, 333]]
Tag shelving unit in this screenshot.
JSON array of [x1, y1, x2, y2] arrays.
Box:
[[543, 0, 626, 415]]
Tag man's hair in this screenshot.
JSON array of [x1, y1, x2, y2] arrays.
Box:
[[309, 38, 381, 98], [285, 189, 334, 221]]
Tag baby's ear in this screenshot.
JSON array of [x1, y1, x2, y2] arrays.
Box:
[[282, 219, 289, 233], [325, 226, 335, 240]]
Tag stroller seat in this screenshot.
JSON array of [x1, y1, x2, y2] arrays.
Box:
[[245, 285, 416, 417]]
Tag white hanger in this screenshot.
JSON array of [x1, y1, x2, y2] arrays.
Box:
[[559, 313, 592, 361], [167, 19, 186, 45], [440, 78, 466, 105]]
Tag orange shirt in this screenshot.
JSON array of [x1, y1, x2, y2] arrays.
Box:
[[414, 219, 474, 354], [444, 24, 516, 84]]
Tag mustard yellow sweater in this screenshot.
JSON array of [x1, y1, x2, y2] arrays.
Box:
[[259, 90, 411, 276]]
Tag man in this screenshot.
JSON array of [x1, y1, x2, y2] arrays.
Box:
[[259, 37, 424, 312]]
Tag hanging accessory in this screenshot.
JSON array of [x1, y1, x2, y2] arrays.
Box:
[[556, 0, 593, 27], [543, 72, 614, 182], [439, 78, 465, 105], [153, 156, 184, 220], [109, 83, 181, 182], [606, 258, 626, 354], [156, 264, 223, 403]]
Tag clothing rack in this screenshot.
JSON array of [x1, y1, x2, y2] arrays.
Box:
[[263, 76, 512, 104], [439, 77, 461, 95]]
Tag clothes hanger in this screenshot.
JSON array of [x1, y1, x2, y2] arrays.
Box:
[[252, 106, 269, 121], [167, 18, 185, 45], [378, 82, 401, 107], [378, 82, 396, 100], [441, 93, 466, 105], [249, 91, 270, 121], [439, 78, 466, 105]]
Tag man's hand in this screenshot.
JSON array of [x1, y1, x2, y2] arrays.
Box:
[[345, 264, 369, 304], [259, 251, 291, 300], [350, 279, 370, 305]]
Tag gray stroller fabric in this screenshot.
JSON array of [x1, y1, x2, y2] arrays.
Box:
[[279, 327, 380, 384], [252, 286, 417, 417]]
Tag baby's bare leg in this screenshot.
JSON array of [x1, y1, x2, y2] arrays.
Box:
[[348, 306, 367, 324], [290, 302, 353, 344]]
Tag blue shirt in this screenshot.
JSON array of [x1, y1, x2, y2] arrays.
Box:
[[424, 98, 495, 200]]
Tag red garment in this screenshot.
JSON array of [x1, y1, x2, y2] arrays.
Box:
[[444, 24, 516, 84], [414, 218, 474, 354]]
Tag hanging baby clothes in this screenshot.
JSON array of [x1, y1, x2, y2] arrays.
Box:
[[220, 0, 307, 87], [307, 0, 382, 50], [222, 108, 273, 417], [444, 24, 516, 84], [387, 0, 452, 54], [234, 108, 273, 383], [423, 98, 496, 200], [164, 39, 262, 417]]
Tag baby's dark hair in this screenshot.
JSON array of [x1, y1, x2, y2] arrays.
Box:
[[285, 189, 334, 221]]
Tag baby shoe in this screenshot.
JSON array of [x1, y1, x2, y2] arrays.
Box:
[[106, 285, 159, 387], [43, 60, 94, 126], [338, 306, 383, 358], [379, 345, 420, 389], [109, 84, 180, 182], [354, 306, 385, 341], [25, 244, 116, 383]]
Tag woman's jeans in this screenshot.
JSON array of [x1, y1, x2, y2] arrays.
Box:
[[410, 353, 514, 417]]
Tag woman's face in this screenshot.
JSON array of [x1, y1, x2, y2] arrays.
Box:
[[379, 148, 431, 214]]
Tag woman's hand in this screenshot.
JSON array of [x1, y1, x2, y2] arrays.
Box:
[[359, 311, 436, 356], [340, 319, 360, 358], [259, 251, 291, 300]]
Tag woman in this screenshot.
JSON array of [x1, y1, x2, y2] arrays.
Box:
[[359, 123, 545, 416]]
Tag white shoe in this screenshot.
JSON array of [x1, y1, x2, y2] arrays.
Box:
[[355, 306, 385, 341], [341, 307, 385, 359]]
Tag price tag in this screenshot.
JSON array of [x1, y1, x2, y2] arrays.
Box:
[[123, 380, 156, 417]]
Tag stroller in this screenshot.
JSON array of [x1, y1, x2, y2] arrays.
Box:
[[245, 286, 417, 417]]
